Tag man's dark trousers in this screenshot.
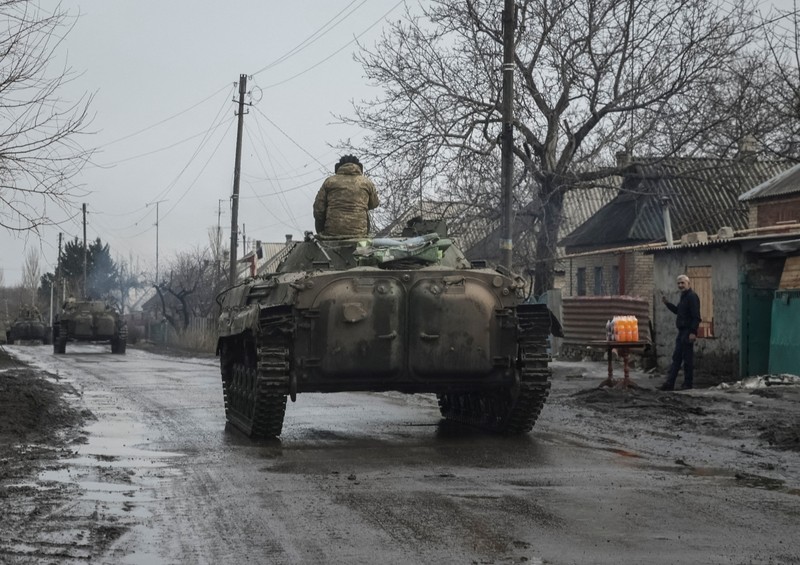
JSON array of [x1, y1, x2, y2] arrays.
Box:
[[666, 329, 694, 388]]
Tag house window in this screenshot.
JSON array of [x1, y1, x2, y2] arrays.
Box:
[[610, 265, 620, 295], [686, 266, 714, 338], [577, 267, 586, 296], [594, 266, 604, 296]]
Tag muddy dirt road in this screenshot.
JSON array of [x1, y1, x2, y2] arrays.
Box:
[[1, 344, 798, 564]]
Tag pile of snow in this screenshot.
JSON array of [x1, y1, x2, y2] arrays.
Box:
[[714, 373, 800, 390]]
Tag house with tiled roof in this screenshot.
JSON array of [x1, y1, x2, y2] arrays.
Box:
[[560, 156, 791, 306], [556, 155, 797, 381], [464, 185, 618, 278]]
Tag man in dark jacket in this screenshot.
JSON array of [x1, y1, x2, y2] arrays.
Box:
[[659, 274, 702, 391], [313, 155, 379, 238]]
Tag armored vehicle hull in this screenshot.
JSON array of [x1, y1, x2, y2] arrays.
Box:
[[6, 312, 50, 345], [217, 229, 557, 438], [53, 300, 127, 354]]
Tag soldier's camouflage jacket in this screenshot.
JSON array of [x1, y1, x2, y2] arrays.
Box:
[[313, 162, 379, 237]]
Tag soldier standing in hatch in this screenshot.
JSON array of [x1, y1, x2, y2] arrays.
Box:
[[313, 155, 379, 238], [659, 274, 702, 391]]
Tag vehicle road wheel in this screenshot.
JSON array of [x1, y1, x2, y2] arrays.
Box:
[[53, 324, 67, 354], [112, 324, 127, 354]]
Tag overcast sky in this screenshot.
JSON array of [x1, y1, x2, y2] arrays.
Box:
[[1, 0, 409, 285], [0, 0, 796, 286]]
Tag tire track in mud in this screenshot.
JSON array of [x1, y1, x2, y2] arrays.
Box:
[[0, 346, 183, 564], [0, 357, 128, 563]]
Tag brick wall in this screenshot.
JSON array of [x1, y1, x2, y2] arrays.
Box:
[[564, 254, 619, 297], [628, 253, 654, 318], [565, 251, 656, 317], [755, 195, 800, 227]]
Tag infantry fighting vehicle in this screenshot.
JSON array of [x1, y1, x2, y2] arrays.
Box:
[[5, 307, 51, 345], [216, 220, 559, 438], [53, 300, 127, 354]]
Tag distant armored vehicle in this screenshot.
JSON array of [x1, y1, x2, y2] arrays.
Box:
[[53, 300, 127, 354], [216, 220, 558, 438], [6, 307, 50, 345]]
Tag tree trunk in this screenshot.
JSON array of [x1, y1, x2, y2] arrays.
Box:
[[532, 182, 564, 297]]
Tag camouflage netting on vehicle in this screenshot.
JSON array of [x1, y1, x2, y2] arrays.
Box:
[[352, 233, 452, 266]]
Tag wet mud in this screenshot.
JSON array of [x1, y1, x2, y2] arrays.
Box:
[[2, 349, 799, 564], [564, 382, 800, 452]]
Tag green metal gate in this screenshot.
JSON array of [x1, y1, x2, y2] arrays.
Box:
[[769, 290, 800, 375], [739, 276, 774, 377]]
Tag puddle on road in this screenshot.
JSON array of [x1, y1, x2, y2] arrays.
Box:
[[19, 385, 187, 560], [639, 461, 798, 496], [542, 432, 798, 497]]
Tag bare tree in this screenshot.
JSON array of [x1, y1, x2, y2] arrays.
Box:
[[343, 0, 775, 293], [207, 226, 228, 288], [0, 0, 93, 232], [154, 247, 221, 332], [114, 255, 143, 315], [21, 248, 40, 305], [759, 4, 800, 159]]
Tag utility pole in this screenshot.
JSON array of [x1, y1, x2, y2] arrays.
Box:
[[49, 283, 54, 328], [229, 73, 248, 287], [53, 232, 62, 325], [147, 199, 167, 284], [217, 199, 224, 282], [217, 199, 224, 250], [57, 233, 64, 303], [82, 203, 87, 298], [500, 0, 516, 269]]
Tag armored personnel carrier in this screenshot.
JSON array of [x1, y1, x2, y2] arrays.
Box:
[[216, 220, 559, 438], [6, 307, 50, 345], [53, 300, 127, 354]]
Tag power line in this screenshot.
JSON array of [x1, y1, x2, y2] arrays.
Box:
[[252, 0, 367, 77], [148, 92, 234, 206], [98, 84, 233, 149], [243, 126, 303, 232], [90, 126, 229, 168], [258, 0, 406, 90], [252, 106, 329, 171], [86, 91, 233, 237], [238, 177, 323, 199], [161, 119, 236, 222]]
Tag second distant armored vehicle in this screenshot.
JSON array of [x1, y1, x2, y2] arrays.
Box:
[[216, 219, 559, 438], [6, 307, 51, 345], [53, 300, 127, 354]]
